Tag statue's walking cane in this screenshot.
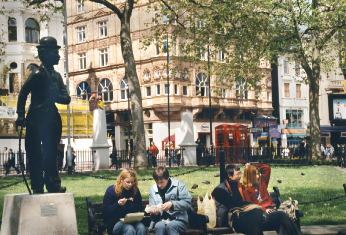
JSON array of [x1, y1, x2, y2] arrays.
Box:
[[18, 123, 31, 195]]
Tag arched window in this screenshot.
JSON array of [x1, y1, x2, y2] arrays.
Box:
[[25, 18, 40, 43], [120, 77, 129, 100], [98, 78, 113, 102], [236, 78, 248, 99], [196, 72, 209, 96], [27, 63, 39, 71], [8, 18, 17, 41], [76, 81, 91, 100]]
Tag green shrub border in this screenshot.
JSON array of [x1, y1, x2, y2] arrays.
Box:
[[261, 158, 338, 166]]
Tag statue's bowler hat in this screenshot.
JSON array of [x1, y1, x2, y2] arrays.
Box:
[[36, 36, 61, 49]]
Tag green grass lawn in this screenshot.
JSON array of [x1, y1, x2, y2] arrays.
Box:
[[1, 165, 346, 234]]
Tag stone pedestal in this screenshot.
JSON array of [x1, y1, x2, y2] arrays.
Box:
[[90, 108, 111, 171], [180, 110, 197, 166], [1, 193, 78, 235]]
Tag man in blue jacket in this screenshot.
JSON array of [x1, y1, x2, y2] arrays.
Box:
[[148, 166, 192, 235]]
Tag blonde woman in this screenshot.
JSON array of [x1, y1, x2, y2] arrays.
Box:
[[103, 169, 145, 235]]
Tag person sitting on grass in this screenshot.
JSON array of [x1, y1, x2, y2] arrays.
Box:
[[103, 168, 146, 235], [211, 164, 264, 235], [148, 166, 192, 235], [243, 163, 302, 235]]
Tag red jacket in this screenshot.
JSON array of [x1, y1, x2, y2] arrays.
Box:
[[149, 145, 159, 157], [243, 164, 274, 211]]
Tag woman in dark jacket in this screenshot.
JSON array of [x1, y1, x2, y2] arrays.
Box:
[[103, 169, 146, 235]]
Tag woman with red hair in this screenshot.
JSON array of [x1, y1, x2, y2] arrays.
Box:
[[243, 163, 302, 235]]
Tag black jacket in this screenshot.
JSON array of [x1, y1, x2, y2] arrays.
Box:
[[212, 180, 251, 227]]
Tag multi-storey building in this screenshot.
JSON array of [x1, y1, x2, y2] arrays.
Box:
[[272, 58, 309, 147], [66, 0, 274, 151], [0, 0, 64, 143]]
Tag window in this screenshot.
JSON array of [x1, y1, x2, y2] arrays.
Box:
[[284, 83, 290, 97], [76, 81, 91, 100], [25, 18, 39, 43], [163, 35, 169, 56], [200, 44, 205, 60], [196, 73, 209, 96], [182, 70, 188, 80], [120, 77, 129, 100], [221, 89, 226, 98], [146, 86, 151, 97], [163, 69, 169, 76], [267, 91, 271, 101], [236, 78, 247, 99], [174, 84, 178, 95], [77, 0, 84, 13], [78, 26, 85, 43], [100, 48, 108, 67], [155, 37, 159, 56], [172, 12, 177, 25], [296, 84, 301, 98], [197, 19, 205, 29], [266, 79, 271, 86], [183, 86, 188, 96], [162, 7, 168, 24], [79, 53, 86, 70], [286, 109, 304, 128], [145, 71, 151, 80], [284, 60, 289, 74], [153, 7, 158, 25], [99, 21, 107, 38], [8, 18, 17, 41], [98, 3, 104, 7], [219, 51, 225, 61], [164, 84, 171, 95], [155, 69, 160, 77], [98, 78, 113, 102], [295, 62, 300, 75], [173, 36, 177, 56], [156, 84, 160, 95]]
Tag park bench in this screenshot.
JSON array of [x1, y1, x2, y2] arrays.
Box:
[[86, 186, 303, 235]]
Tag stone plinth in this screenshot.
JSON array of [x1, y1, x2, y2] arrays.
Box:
[[180, 110, 197, 166], [1, 193, 78, 235], [90, 108, 111, 170]]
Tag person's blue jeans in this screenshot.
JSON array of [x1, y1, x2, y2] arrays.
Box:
[[112, 221, 146, 235], [154, 220, 186, 235]]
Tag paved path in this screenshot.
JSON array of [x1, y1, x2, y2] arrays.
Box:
[[229, 225, 346, 235]]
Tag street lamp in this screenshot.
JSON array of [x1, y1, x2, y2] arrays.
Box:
[[127, 87, 131, 167]]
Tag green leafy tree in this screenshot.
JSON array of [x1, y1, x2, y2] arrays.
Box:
[[23, 0, 148, 168], [148, 0, 346, 160]]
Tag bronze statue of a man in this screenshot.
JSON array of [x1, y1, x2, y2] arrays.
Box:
[[16, 36, 71, 194]]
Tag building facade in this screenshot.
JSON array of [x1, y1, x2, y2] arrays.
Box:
[[0, 0, 64, 139], [66, 0, 274, 151]]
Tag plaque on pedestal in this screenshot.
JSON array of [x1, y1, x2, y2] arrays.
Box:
[[1, 193, 78, 235]]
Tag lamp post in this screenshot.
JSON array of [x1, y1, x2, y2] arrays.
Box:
[[207, 34, 213, 156], [63, 0, 72, 174], [166, 33, 171, 167], [127, 87, 131, 167]]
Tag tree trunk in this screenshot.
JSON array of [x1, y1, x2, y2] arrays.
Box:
[[308, 34, 322, 161], [120, 18, 147, 168]]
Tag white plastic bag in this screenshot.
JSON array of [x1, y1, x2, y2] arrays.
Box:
[[197, 192, 216, 228]]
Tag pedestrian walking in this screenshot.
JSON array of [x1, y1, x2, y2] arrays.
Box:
[[5, 149, 21, 175], [109, 146, 118, 169], [149, 142, 159, 168]]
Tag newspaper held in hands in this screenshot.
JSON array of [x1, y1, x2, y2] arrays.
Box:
[[144, 204, 162, 213], [120, 212, 145, 224]]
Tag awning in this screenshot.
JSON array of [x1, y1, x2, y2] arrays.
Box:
[[320, 125, 346, 132]]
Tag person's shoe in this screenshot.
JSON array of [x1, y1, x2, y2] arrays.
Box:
[[48, 187, 66, 193], [33, 189, 44, 194]]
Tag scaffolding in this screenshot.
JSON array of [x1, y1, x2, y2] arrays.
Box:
[[0, 95, 93, 138]]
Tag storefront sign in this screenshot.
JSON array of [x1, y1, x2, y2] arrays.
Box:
[[270, 128, 281, 137], [248, 127, 263, 133], [253, 118, 277, 128], [0, 106, 17, 119], [281, 129, 306, 134], [201, 124, 209, 131]]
